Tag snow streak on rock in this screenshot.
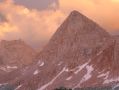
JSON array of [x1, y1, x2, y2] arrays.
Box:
[[15, 85, 22, 90], [103, 77, 119, 84], [38, 67, 67, 90], [74, 65, 94, 88], [33, 70, 39, 75], [74, 60, 91, 74]]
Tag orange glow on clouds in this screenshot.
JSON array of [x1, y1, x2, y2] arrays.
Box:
[[59, 0, 119, 31], [0, 1, 65, 47], [112, 0, 119, 2], [0, 0, 119, 47], [0, 22, 18, 38]]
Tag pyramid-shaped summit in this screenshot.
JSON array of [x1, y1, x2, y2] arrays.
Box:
[[46, 10, 110, 46], [38, 10, 111, 66], [51, 10, 110, 37]]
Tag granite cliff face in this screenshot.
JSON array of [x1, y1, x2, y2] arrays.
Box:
[[0, 11, 119, 90]]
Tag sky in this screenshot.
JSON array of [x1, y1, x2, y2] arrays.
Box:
[[0, 0, 119, 48]]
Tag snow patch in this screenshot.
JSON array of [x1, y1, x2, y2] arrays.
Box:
[[15, 85, 22, 90], [6, 65, 18, 69], [37, 67, 67, 90], [97, 71, 109, 79], [80, 65, 93, 82], [103, 77, 119, 84], [33, 70, 39, 75], [0, 65, 18, 72], [66, 76, 72, 81], [38, 61, 44, 67], [74, 63, 87, 74], [0, 83, 8, 87], [74, 60, 90, 74], [40, 62, 44, 66], [98, 71, 119, 84], [65, 68, 69, 72], [74, 65, 93, 88], [97, 51, 103, 56]]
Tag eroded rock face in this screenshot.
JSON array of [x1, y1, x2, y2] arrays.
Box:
[[0, 10, 119, 90]]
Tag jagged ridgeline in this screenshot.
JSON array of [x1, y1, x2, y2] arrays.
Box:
[[0, 10, 119, 90]]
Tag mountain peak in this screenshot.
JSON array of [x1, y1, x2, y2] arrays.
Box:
[[66, 10, 87, 22], [70, 10, 81, 16], [38, 10, 110, 64], [49, 11, 109, 44], [54, 10, 109, 37], [69, 10, 87, 19]]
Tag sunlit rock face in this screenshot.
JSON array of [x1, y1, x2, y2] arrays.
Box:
[[0, 10, 119, 90]]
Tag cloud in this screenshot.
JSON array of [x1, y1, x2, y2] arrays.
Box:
[[4, 0, 14, 3], [0, 1, 65, 48], [14, 0, 59, 10]]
